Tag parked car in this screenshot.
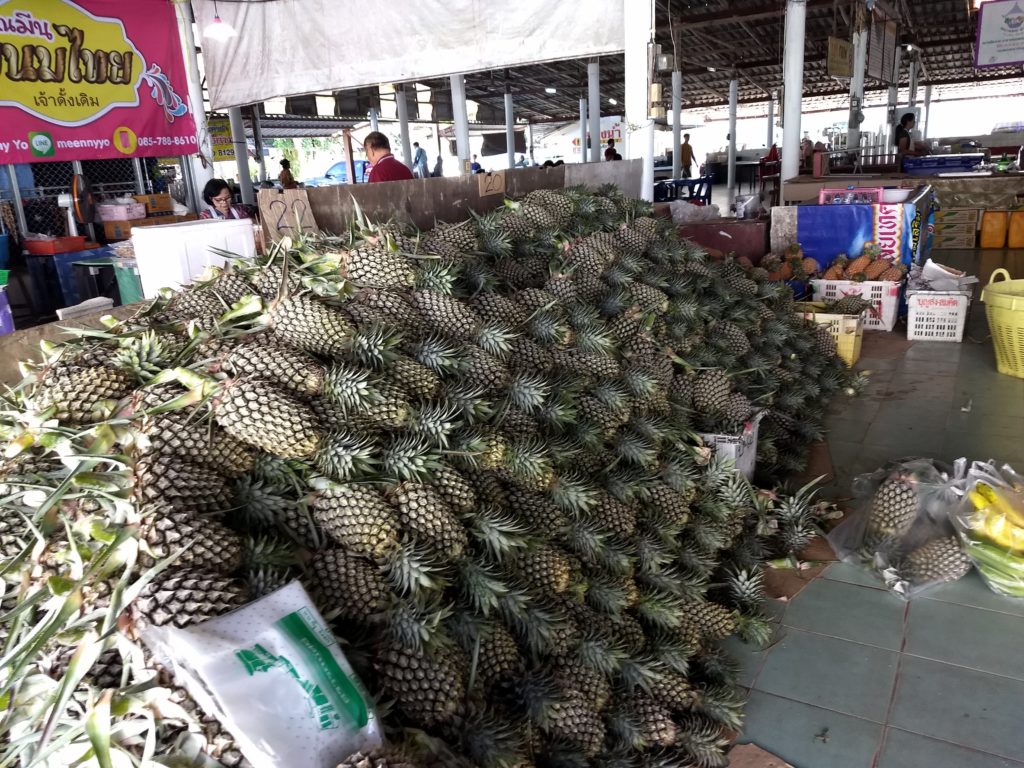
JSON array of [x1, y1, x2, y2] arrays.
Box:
[[303, 160, 371, 186]]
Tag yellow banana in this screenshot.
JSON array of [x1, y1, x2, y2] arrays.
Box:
[[969, 489, 992, 512], [990, 486, 1024, 528], [980, 509, 1024, 553]]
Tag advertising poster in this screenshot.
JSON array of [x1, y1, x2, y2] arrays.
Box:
[[209, 116, 236, 161], [0, 0, 197, 163], [976, 0, 1024, 67], [797, 204, 916, 270]]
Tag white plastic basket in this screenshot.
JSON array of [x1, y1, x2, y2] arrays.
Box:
[[906, 291, 971, 342], [810, 279, 902, 332], [698, 411, 763, 480]]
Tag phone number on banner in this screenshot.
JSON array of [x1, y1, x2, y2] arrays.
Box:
[[137, 136, 199, 147]]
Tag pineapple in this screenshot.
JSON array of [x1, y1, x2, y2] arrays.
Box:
[[31, 365, 134, 423], [374, 640, 467, 726], [137, 503, 244, 574], [389, 482, 469, 559], [129, 571, 249, 631], [863, 258, 892, 281], [307, 548, 393, 623], [899, 537, 970, 586], [311, 480, 401, 559], [845, 251, 873, 276], [822, 254, 848, 280], [339, 242, 416, 288], [134, 454, 234, 514], [692, 370, 731, 414], [864, 475, 919, 545], [264, 294, 354, 358], [212, 377, 323, 458], [410, 290, 481, 340], [824, 295, 874, 316], [218, 340, 326, 397], [879, 263, 907, 282]]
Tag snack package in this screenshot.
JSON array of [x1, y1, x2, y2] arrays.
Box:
[[951, 461, 1024, 598], [144, 580, 383, 768], [827, 458, 970, 598]]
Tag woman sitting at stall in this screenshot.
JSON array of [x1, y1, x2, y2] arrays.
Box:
[[199, 179, 251, 220], [894, 113, 931, 168]]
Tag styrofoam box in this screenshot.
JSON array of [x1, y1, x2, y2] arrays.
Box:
[[132, 218, 256, 299], [698, 411, 764, 480], [906, 291, 971, 342], [810, 279, 902, 332]]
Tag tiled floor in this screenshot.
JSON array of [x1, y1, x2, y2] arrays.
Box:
[[735, 248, 1024, 767]]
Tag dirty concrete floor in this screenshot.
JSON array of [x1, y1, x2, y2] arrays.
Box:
[[732, 249, 1024, 768]]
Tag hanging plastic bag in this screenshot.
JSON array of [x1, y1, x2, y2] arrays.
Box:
[[951, 461, 1024, 598], [143, 580, 383, 768], [827, 457, 970, 598]]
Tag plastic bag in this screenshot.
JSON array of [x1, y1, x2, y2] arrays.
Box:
[[951, 461, 1024, 598], [827, 458, 970, 598], [144, 580, 383, 768]]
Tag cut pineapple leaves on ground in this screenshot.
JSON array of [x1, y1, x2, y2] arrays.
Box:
[[0, 185, 864, 768]]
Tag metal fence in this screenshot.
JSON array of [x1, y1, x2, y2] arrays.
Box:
[[1, 159, 149, 239]]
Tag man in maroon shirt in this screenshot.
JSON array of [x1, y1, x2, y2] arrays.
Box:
[[363, 132, 414, 183]]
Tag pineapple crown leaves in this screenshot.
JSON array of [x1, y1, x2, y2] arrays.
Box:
[[313, 430, 380, 482], [379, 434, 443, 484], [379, 596, 454, 655], [463, 504, 528, 564], [455, 559, 517, 617], [382, 540, 451, 597], [405, 402, 461, 449], [503, 372, 551, 414]]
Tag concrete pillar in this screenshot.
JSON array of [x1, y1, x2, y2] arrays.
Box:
[[767, 93, 774, 149], [396, 86, 413, 167], [504, 88, 515, 169], [908, 58, 919, 107], [579, 97, 588, 163], [588, 59, 601, 163], [887, 46, 902, 156], [450, 75, 471, 175], [671, 69, 682, 178], [369, 108, 379, 132], [131, 157, 147, 195], [175, 1, 213, 210], [624, 0, 654, 200], [6, 165, 28, 236], [251, 107, 267, 182], [228, 107, 253, 204], [847, 8, 868, 153], [923, 84, 932, 139], [781, 0, 807, 202], [727, 78, 738, 211]]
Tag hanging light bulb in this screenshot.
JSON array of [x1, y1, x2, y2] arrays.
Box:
[[204, 1, 237, 41]]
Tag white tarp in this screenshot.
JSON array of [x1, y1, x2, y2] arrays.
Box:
[[194, 0, 625, 110]]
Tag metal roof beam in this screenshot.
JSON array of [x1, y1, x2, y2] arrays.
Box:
[[672, 0, 835, 28]]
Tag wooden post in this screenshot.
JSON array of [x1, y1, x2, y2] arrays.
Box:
[[343, 129, 358, 184]]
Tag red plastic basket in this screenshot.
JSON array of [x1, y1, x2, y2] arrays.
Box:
[[24, 236, 88, 256]]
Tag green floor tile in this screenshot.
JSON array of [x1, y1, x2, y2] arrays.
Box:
[[905, 344, 965, 363], [821, 562, 887, 590], [943, 431, 1024, 466], [877, 728, 1024, 768], [898, 358, 961, 377], [856, 356, 901, 372], [754, 629, 898, 722], [862, 422, 947, 452], [945, 412, 1024, 439], [784, 579, 906, 650], [739, 691, 884, 768], [720, 635, 768, 688], [823, 421, 872, 444], [923, 571, 1024, 617], [826, 439, 864, 468], [890, 656, 1024, 760], [905, 599, 1024, 681], [828, 398, 882, 421]]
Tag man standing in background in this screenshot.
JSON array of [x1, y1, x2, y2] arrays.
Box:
[[413, 142, 429, 178], [364, 132, 414, 183], [679, 133, 695, 178]]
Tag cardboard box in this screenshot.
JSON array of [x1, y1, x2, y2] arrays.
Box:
[[133, 193, 174, 214], [932, 232, 976, 249], [103, 219, 145, 240], [933, 208, 980, 227], [932, 221, 977, 236], [104, 214, 198, 240]]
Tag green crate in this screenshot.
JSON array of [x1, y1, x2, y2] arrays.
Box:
[[113, 259, 144, 304]]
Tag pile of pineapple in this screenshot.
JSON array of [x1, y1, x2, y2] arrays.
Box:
[[820, 243, 906, 282], [0, 186, 856, 768]]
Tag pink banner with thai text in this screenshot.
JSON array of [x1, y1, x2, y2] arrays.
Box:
[[0, 0, 196, 164]]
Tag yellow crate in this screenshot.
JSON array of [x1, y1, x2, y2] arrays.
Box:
[[795, 301, 864, 367], [981, 269, 1024, 379]]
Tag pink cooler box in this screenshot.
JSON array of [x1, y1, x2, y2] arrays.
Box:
[[97, 202, 147, 222]]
